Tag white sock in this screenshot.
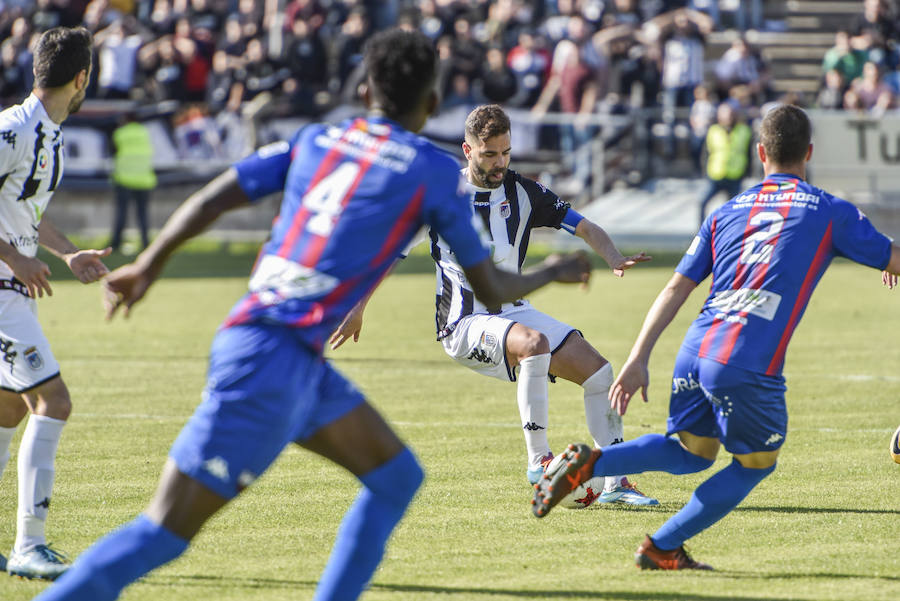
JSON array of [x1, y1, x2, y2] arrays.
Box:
[[582, 363, 626, 491], [517, 353, 552, 468], [15, 414, 66, 553], [0, 425, 16, 480]]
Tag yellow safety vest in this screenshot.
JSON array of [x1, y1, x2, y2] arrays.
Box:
[[112, 122, 157, 190], [706, 122, 751, 181]]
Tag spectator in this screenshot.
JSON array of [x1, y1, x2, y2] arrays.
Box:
[[94, 17, 145, 100], [816, 68, 845, 110], [330, 7, 369, 92], [506, 30, 550, 107], [475, 46, 518, 104], [697, 102, 751, 226], [822, 31, 868, 84], [847, 60, 894, 114], [418, 0, 447, 41], [172, 104, 222, 160], [109, 112, 156, 253], [284, 0, 325, 33], [714, 36, 770, 103], [849, 0, 899, 68], [658, 9, 711, 114], [688, 83, 715, 171], [139, 36, 186, 102]]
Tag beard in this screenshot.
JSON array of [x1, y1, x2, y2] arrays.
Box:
[[67, 88, 86, 115], [472, 163, 507, 189]]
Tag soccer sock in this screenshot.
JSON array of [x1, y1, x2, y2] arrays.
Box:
[[517, 353, 552, 467], [591, 433, 714, 478], [16, 414, 65, 553], [34, 514, 189, 601], [312, 447, 423, 601], [652, 459, 776, 551], [0, 425, 16, 479], [580, 364, 626, 491]]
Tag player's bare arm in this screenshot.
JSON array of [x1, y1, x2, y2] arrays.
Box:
[[574, 218, 651, 277], [609, 272, 697, 416], [330, 284, 381, 349], [38, 218, 111, 284], [882, 244, 900, 289], [104, 168, 250, 319], [0, 237, 52, 297], [463, 250, 591, 308]]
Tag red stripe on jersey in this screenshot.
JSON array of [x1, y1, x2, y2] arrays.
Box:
[[698, 317, 723, 359], [370, 186, 425, 267], [733, 203, 766, 289], [709, 216, 718, 289], [298, 126, 392, 267], [766, 221, 833, 375], [277, 119, 363, 259], [222, 292, 260, 328]]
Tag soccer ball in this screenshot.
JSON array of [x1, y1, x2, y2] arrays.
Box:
[[559, 475, 605, 510], [890, 425, 900, 464]]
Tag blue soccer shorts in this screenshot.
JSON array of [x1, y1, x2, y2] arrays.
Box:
[[169, 323, 365, 499], [667, 346, 788, 455]]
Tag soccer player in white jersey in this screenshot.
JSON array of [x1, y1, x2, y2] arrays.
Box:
[[332, 104, 657, 506], [0, 26, 111, 580]]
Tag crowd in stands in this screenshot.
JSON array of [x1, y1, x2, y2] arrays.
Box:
[[1, 0, 899, 176]]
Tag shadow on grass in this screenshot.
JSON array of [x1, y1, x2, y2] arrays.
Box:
[[736, 505, 900, 516]]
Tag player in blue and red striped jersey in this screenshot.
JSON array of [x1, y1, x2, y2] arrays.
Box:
[[529, 104, 900, 570], [36, 30, 591, 601]]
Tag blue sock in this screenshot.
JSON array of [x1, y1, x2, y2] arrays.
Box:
[[312, 447, 424, 601], [592, 433, 715, 477], [652, 458, 776, 550], [35, 514, 188, 601]]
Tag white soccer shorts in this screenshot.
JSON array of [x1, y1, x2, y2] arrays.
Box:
[[0, 291, 60, 393], [440, 303, 577, 382]]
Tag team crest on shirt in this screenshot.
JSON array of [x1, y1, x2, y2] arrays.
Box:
[[24, 346, 43, 371], [35, 148, 50, 177], [499, 201, 511, 219]]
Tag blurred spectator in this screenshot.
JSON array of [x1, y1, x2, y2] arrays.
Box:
[[172, 104, 222, 159], [148, 0, 176, 36], [94, 17, 146, 100], [282, 19, 326, 114], [506, 30, 550, 107], [846, 60, 894, 114], [215, 84, 253, 161], [475, 46, 517, 104], [418, 0, 447, 41], [449, 15, 485, 88], [219, 16, 246, 59], [688, 83, 714, 171], [330, 7, 369, 93], [31, 0, 65, 32], [188, 0, 222, 34], [658, 9, 711, 113], [139, 36, 186, 102], [698, 102, 751, 226], [110, 112, 156, 252], [849, 0, 899, 68], [601, 0, 643, 28], [442, 72, 477, 109], [816, 68, 846, 110], [0, 39, 28, 102], [285, 0, 325, 33], [714, 37, 770, 103], [822, 31, 868, 84]]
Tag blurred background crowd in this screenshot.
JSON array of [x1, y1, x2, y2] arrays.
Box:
[[1, 0, 899, 198]]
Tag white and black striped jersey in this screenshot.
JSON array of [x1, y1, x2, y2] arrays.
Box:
[[0, 94, 64, 280], [431, 168, 574, 338]]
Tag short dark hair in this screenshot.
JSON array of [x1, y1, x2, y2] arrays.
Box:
[[33, 26, 93, 89], [759, 104, 811, 166], [464, 104, 510, 143], [364, 28, 436, 117]]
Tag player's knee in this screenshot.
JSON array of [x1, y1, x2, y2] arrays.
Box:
[[680, 449, 715, 474], [365, 447, 423, 508], [518, 329, 550, 358], [582, 362, 614, 394]]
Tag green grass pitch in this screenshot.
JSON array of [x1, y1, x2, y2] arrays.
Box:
[[1, 253, 898, 600]]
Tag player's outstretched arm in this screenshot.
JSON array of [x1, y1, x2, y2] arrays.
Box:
[[104, 168, 251, 319], [38, 218, 111, 284], [609, 272, 696, 416], [574, 218, 651, 277], [463, 250, 591, 308]]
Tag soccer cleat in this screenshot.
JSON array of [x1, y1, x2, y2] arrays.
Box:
[[597, 479, 659, 506], [6, 544, 70, 580], [634, 535, 713, 571], [526, 453, 555, 485], [531, 443, 601, 518]]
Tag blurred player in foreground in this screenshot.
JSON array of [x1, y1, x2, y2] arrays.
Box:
[[0, 26, 111, 580], [333, 104, 656, 506], [530, 104, 900, 569], [36, 29, 591, 601]]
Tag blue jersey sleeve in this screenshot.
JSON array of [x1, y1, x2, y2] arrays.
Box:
[[421, 154, 489, 268], [233, 129, 304, 202], [676, 215, 714, 284], [830, 199, 892, 269]]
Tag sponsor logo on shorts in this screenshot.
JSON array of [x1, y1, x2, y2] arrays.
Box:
[[466, 348, 493, 364], [0, 337, 16, 373], [672, 372, 701, 394], [479, 332, 497, 349], [24, 346, 43, 371], [203, 456, 230, 481], [765, 433, 784, 446]]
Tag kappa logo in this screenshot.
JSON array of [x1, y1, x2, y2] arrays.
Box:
[[203, 456, 230, 481], [466, 348, 493, 364], [1, 130, 15, 148], [24, 346, 43, 371], [765, 433, 784, 446], [35, 497, 50, 510], [523, 422, 545, 431], [0, 336, 16, 373]]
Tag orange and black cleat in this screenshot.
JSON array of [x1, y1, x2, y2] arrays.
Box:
[[634, 535, 713, 571], [530, 443, 601, 518]]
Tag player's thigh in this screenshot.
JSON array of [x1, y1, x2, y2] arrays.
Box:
[[697, 357, 788, 457], [0, 292, 61, 401], [440, 314, 517, 381], [504, 322, 550, 365], [0, 388, 27, 427], [169, 324, 328, 501], [22, 374, 71, 419], [547, 332, 608, 385]]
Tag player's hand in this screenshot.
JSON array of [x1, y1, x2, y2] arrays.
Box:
[[8, 253, 52, 298], [544, 250, 591, 285], [102, 262, 155, 320], [883, 270, 898, 290], [608, 357, 649, 416], [611, 251, 652, 277], [65, 247, 112, 284], [330, 303, 364, 349]]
